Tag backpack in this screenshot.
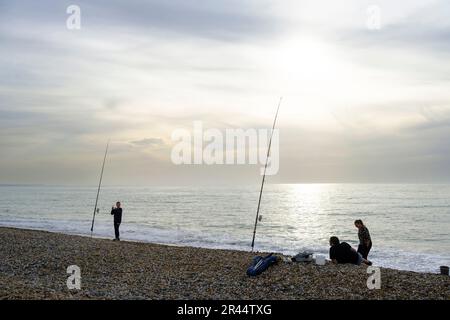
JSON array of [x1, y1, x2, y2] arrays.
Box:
[[291, 251, 313, 262]]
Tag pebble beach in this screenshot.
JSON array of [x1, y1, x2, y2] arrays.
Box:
[[0, 227, 448, 300]]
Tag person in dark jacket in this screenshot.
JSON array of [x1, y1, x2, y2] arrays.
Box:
[[111, 201, 122, 241], [329, 236, 372, 265], [354, 219, 372, 259]]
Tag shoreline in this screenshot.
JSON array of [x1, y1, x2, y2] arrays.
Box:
[[0, 223, 446, 274], [0, 226, 448, 300]]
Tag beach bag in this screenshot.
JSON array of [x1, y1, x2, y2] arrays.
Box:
[[246, 253, 278, 276], [291, 251, 313, 262]]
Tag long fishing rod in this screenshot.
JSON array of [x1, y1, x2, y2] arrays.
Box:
[[90, 140, 110, 237], [251, 97, 282, 252]]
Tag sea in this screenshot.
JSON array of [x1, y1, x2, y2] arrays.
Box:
[[0, 184, 449, 273]]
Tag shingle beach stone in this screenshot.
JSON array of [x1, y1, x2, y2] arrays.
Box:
[[0, 227, 448, 300]]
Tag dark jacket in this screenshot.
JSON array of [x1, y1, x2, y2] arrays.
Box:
[[358, 226, 372, 246], [329, 242, 359, 264], [111, 207, 122, 224]]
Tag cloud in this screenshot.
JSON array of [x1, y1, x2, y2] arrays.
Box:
[[0, 0, 282, 42], [129, 138, 165, 148], [415, 105, 450, 131], [340, 0, 450, 53], [1, 0, 450, 184]]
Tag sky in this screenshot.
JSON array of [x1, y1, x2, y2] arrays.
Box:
[[1, 0, 450, 185]]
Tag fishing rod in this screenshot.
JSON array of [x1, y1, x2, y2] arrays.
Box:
[[251, 97, 282, 252], [90, 140, 110, 237]]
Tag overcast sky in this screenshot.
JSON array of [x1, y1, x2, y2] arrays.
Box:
[[1, 0, 450, 185]]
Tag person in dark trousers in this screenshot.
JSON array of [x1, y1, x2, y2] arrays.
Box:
[[329, 236, 372, 265], [354, 219, 372, 259], [111, 201, 122, 241]]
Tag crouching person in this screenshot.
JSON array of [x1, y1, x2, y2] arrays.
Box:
[[329, 236, 372, 266]]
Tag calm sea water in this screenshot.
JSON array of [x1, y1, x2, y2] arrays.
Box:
[[0, 184, 449, 273]]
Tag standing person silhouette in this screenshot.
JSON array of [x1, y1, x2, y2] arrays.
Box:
[[111, 202, 122, 241], [355, 219, 372, 259]]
